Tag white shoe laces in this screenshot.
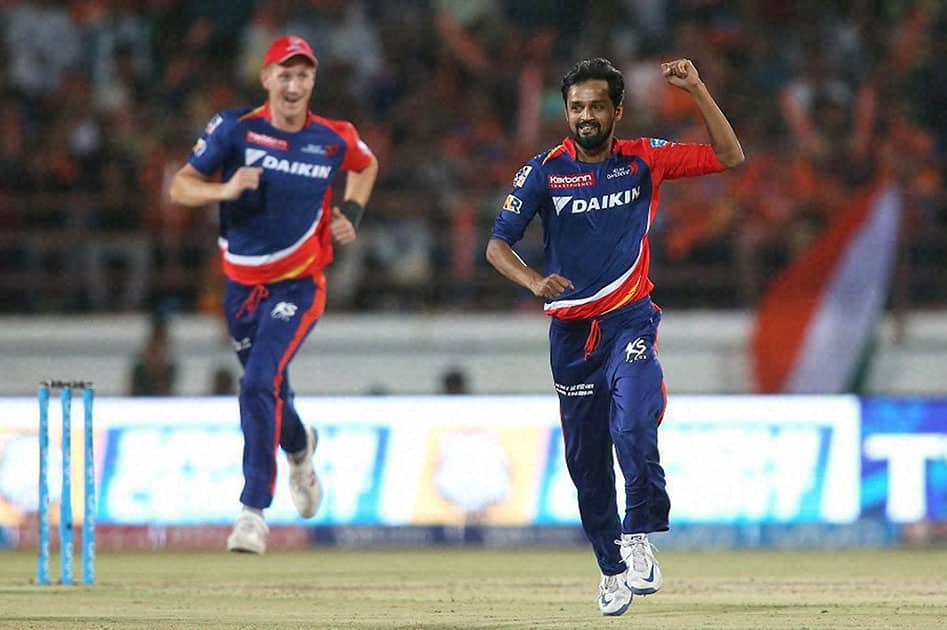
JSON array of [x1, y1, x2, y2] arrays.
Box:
[[598, 574, 622, 601], [290, 468, 316, 489], [236, 512, 268, 535], [616, 534, 658, 572]]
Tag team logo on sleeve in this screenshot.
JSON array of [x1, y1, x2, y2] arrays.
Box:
[[192, 138, 207, 157], [512, 165, 532, 188], [649, 138, 670, 148], [205, 114, 223, 135], [502, 194, 523, 214]]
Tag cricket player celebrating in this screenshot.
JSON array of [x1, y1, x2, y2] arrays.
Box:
[[170, 35, 378, 553], [486, 57, 743, 615]]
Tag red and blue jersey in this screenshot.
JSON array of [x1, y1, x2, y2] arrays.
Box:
[[188, 102, 374, 284], [491, 136, 724, 320]]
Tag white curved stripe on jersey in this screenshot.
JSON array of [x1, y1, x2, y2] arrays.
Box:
[[543, 241, 644, 312], [218, 210, 322, 266], [544, 193, 657, 313]]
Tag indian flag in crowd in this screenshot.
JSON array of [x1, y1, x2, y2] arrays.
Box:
[[751, 185, 902, 393]]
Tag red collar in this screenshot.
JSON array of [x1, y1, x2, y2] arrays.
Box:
[[561, 136, 621, 160]]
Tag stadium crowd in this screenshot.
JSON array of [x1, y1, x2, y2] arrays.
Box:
[[0, 0, 943, 314]]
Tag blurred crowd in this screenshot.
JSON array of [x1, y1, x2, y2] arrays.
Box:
[[0, 0, 944, 315]]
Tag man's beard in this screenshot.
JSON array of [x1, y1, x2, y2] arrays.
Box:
[[573, 121, 613, 151]]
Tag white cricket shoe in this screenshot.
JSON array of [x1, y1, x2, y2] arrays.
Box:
[[227, 510, 269, 554], [619, 533, 663, 595], [598, 572, 633, 616], [287, 426, 322, 519]]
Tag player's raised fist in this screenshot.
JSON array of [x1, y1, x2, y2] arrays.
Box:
[[221, 167, 263, 200], [661, 59, 701, 91]]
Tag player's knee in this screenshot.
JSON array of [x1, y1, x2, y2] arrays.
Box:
[[239, 371, 276, 399]]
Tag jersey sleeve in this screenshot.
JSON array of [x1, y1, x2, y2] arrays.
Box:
[[644, 137, 725, 182], [188, 112, 237, 176], [337, 122, 375, 172], [490, 160, 544, 245]]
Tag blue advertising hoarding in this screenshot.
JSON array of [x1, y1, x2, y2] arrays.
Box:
[[861, 398, 947, 522], [1, 395, 945, 537]]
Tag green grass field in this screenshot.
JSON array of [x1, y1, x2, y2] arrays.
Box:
[[1, 548, 946, 629]]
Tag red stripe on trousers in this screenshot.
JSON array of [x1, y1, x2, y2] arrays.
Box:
[[267, 272, 327, 497]]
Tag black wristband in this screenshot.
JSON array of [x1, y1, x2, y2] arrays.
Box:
[[339, 200, 365, 229]]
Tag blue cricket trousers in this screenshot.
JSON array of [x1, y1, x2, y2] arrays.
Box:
[[549, 296, 670, 576], [224, 272, 326, 510]]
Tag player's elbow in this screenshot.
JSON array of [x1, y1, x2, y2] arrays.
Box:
[[168, 175, 186, 205], [485, 239, 506, 269], [358, 153, 379, 180], [168, 169, 206, 207], [720, 146, 745, 169], [352, 153, 380, 191], [168, 175, 185, 205]]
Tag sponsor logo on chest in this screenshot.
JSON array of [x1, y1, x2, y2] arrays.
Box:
[[301, 143, 339, 156], [607, 162, 638, 179], [551, 186, 641, 215], [547, 172, 595, 189], [246, 130, 289, 151], [245, 148, 332, 179]]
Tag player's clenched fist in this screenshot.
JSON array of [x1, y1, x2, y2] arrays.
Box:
[[661, 59, 701, 91], [221, 167, 263, 200], [530, 273, 574, 298], [330, 207, 357, 245]]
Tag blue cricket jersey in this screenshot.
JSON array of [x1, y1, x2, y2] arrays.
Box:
[[188, 102, 374, 284], [491, 136, 724, 319]]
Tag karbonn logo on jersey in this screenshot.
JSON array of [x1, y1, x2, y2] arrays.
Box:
[[245, 148, 332, 179], [246, 130, 289, 151], [553, 186, 641, 215], [547, 172, 595, 189]]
